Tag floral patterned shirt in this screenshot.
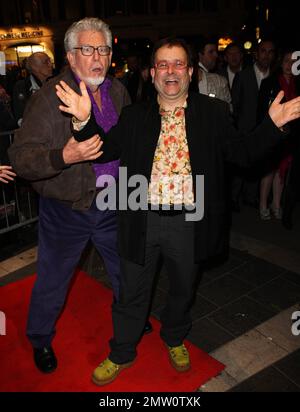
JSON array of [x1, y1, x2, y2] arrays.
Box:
[[148, 102, 194, 206]]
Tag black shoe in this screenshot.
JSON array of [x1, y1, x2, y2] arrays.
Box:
[[33, 346, 57, 374], [143, 320, 153, 335]]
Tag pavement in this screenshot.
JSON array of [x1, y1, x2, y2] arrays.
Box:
[[0, 203, 299, 392]]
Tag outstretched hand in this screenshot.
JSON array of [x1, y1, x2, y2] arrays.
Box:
[[269, 91, 300, 128], [56, 80, 91, 122], [0, 165, 16, 184]]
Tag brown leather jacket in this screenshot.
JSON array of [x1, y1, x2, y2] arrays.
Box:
[[8, 68, 131, 210]]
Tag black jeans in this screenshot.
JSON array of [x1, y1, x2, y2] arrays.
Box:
[[109, 210, 200, 364]]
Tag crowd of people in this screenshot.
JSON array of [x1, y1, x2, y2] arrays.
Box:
[[1, 32, 299, 227]]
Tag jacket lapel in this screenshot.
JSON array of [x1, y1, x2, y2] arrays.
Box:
[[141, 99, 162, 179], [250, 66, 259, 93], [185, 93, 207, 176]]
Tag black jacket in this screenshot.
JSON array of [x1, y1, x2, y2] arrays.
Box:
[[12, 76, 35, 123], [75, 92, 286, 264], [231, 65, 259, 132]]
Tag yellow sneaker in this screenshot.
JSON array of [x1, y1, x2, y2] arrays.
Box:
[[167, 343, 190, 372], [92, 358, 134, 386]]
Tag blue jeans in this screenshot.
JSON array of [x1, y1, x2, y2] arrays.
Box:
[[27, 196, 120, 348]]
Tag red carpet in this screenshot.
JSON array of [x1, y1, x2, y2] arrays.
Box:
[[0, 271, 224, 392]]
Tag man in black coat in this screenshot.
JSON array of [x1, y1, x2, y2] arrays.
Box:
[[218, 43, 244, 90], [56, 37, 300, 386], [231, 40, 276, 209]]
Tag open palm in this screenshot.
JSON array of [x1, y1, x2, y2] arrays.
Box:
[[56, 80, 91, 122], [269, 91, 300, 128]]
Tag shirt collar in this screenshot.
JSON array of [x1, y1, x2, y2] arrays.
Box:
[[29, 75, 41, 92], [254, 63, 269, 79], [227, 66, 241, 76], [157, 95, 188, 115], [198, 62, 209, 73]]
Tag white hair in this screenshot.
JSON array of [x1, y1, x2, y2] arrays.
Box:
[[64, 17, 112, 53]]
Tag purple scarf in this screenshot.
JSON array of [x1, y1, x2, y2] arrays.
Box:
[[74, 75, 120, 186]]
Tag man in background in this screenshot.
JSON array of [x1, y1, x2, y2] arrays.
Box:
[[219, 43, 244, 90], [231, 40, 276, 210], [197, 37, 231, 106], [13, 52, 53, 126]]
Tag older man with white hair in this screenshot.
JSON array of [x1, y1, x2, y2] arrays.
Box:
[[9, 17, 131, 374]]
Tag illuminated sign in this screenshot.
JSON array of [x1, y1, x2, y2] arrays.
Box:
[[0, 30, 44, 41], [218, 37, 233, 51]]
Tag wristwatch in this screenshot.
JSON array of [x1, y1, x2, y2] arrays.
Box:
[[71, 112, 91, 131]]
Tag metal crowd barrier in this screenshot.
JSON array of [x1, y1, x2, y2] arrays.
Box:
[[0, 129, 38, 235]]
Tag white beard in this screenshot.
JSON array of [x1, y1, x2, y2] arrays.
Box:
[[83, 76, 105, 87]]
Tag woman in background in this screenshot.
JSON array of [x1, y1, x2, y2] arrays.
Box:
[[258, 49, 299, 220]]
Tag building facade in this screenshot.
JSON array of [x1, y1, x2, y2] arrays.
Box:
[[0, 0, 250, 71]]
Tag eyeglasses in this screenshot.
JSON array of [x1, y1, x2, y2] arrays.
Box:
[[155, 60, 188, 71], [73, 45, 111, 56]]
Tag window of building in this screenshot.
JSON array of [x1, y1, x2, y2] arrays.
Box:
[[58, 0, 66, 20], [94, 0, 104, 16], [4, 43, 54, 72], [179, 0, 198, 13], [150, 0, 159, 14], [63, 0, 85, 20], [166, 0, 178, 14], [104, 0, 127, 17], [203, 0, 218, 12], [17, 0, 26, 24], [128, 0, 147, 15], [40, 0, 52, 22]]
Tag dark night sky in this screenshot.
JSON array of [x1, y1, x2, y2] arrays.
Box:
[[262, 1, 300, 48]]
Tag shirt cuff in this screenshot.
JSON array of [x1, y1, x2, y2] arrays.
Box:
[[72, 112, 91, 131]]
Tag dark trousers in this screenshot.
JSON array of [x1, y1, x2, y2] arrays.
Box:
[[109, 211, 200, 364], [27, 196, 120, 348], [282, 165, 299, 224]]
